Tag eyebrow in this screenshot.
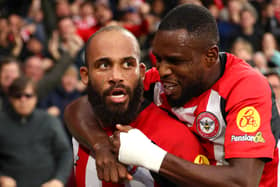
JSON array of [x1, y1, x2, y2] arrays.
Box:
[[94, 56, 138, 64], [122, 56, 137, 62]]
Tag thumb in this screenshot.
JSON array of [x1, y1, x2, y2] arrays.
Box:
[[127, 173, 133, 180], [116, 124, 133, 132]]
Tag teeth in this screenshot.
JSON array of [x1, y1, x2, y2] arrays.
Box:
[[111, 94, 125, 98], [164, 85, 175, 90]]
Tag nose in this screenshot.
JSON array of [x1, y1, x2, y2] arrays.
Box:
[[109, 65, 124, 84], [157, 61, 172, 79]]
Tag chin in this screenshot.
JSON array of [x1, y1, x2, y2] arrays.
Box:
[[107, 103, 129, 113]]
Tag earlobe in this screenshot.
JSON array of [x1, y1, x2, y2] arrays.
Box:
[[80, 66, 89, 85]]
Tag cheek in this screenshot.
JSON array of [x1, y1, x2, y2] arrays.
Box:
[[126, 71, 140, 86], [90, 73, 108, 92]]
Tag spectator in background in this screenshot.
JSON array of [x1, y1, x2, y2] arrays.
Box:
[[0, 15, 24, 58], [235, 3, 263, 51], [217, 0, 243, 51], [57, 16, 85, 50], [39, 65, 82, 142], [219, 0, 242, 25], [0, 58, 21, 111], [55, 0, 72, 19], [230, 37, 254, 66], [253, 51, 270, 74], [265, 71, 280, 112], [23, 56, 44, 82], [23, 37, 81, 101], [0, 76, 72, 187], [261, 2, 280, 44], [262, 32, 280, 70], [25, 0, 47, 45], [73, 1, 96, 30]]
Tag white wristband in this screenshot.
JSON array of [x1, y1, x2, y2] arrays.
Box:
[[118, 129, 167, 173]]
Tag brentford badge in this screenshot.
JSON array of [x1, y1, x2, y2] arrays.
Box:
[[196, 112, 220, 139]]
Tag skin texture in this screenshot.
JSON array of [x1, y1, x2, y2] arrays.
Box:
[[110, 29, 265, 187], [9, 83, 37, 117], [152, 29, 221, 107], [65, 27, 145, 183], [65, 7, 267, 187]]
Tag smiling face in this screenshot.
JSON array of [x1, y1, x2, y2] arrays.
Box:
[[80, 28, 145, 125], [152, 29, 218, 107]]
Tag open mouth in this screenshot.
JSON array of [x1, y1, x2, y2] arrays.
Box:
[[108, 88, 128, 103], [162, 81, 178, 95]]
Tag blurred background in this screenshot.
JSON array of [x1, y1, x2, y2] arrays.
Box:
[[1, 0, 280, 186]]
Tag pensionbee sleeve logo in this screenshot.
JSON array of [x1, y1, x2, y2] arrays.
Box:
[[236, 106, 260, 133], [194, 155, 210, 165]]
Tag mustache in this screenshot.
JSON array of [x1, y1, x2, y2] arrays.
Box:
[[103, 83, 131, 96]]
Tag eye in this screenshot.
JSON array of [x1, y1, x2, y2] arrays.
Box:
[[99, 62, 109, 70], [123, 61, 134, 68]]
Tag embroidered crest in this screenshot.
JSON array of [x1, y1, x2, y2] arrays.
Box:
[[196, 112, 220, 139]]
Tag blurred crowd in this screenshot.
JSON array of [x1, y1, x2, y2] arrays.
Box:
[[1, 0, 280, 186]]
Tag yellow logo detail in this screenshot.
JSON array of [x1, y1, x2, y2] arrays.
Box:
[[194, 155, 210, 165], [254, 132, 265, 143], [236, 106, 260, 133]]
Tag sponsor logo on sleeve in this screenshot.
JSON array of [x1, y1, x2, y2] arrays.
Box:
[[236, 106, 260, 133], [194, 154, 210, 165], [231, 132, 265, 143]]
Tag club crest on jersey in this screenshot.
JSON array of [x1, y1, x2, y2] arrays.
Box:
[[196, 112, 220, 139], [236, 106, 260, 133]]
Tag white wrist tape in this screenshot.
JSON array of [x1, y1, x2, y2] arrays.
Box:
[[118, 129, 167, 173]]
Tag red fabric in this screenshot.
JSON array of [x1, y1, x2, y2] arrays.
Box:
[[214, 0, 224, 10], [145, 52, 279, 186], [75, 146, 90, 187], [123, 19, 149, 38]]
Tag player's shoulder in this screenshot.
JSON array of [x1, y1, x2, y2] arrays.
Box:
[[217, 53, 270, 95]]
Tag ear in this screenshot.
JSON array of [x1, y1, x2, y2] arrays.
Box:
[[204, 45, 219, 68], [80, 66, 89, 85], [139, 63, 146, 80]]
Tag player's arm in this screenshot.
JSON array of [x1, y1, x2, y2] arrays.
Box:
[[160, 154, 264, 187], [114, 128, 265, 187], [64, 96, 131, 182]]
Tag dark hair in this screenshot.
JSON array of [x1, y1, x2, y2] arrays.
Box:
[[0, 56, 21, 74], [56, 16, 72, 26], [264, 70, 280, 79], [158, 4, 219, 47], [84, 25, 140, 67], [8, 76, 37, 97]]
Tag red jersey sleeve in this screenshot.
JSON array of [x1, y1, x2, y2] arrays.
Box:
[[135, 103, 207, 163], [223, 62, 276, 160]]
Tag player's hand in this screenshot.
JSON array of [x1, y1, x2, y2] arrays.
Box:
[[94, 144, 133, 183], [112, 125, 133, 154], [41, 179, 63, 187], [116, 124, 133, 132], [0, 176, 16, 187]]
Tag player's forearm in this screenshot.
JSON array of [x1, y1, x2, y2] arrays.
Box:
[[159, 154, 264, 187], [64, 96, 111, 152], [117, 129, 264, 187]]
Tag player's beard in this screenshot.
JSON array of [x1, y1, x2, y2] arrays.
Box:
[[167, 78, 206, 108], [87, 79, 143, 127]]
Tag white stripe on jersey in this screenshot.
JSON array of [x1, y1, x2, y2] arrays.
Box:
[[86, 156, 102, 187], [72, 138, 155, 187], [206, 90, 227, 166]]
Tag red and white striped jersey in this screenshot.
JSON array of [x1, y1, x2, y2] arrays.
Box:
[[73, 103, 206, 187], [144, 52, 280, 186]]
